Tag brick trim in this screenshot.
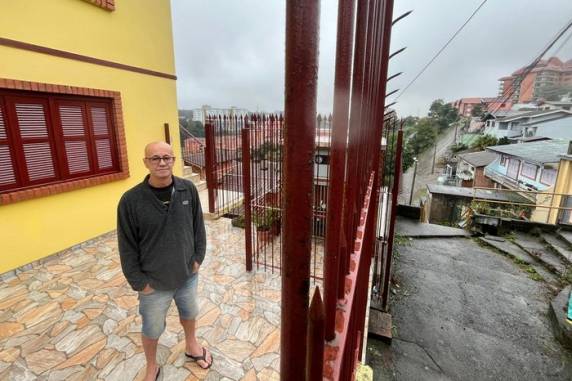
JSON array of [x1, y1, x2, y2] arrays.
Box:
[[0, 37, 177, 81], [0, 78, 130, 206], [82, 0, 115, 11]]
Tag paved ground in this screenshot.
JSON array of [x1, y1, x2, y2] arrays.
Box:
[[0, 216, 282, 380], [399, 127, 456, 206], [396, 218, 470, 238], [367, 236, 572, 380]]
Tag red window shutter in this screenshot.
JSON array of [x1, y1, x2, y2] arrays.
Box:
[[90, 105, 115, 170], [13, 101, 58, 183], [0, 103, 18, 188], [58, 104, 92, 175]]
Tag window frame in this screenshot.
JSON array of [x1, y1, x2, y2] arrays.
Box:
[[540, 168, 557, 186], [0, 79, 129, 205], [520, 162, 538, 180]]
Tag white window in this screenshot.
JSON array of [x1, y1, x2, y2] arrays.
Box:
[[540, 168, 557, 186], [520, 162, 538, 180]]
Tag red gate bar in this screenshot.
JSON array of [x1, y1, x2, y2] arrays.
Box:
[[381, 124, 403, 310], [356, 0, 395, 356], [242, 121, 253, 272], [324, 0, 356, 341], [204, 118, 216, 213], [340, 0, 369, 299], [281, 0, 321, 378], [307, 287, 325, 380]]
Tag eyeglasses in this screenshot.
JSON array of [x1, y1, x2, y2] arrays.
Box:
[[145, 156, 175, 164]]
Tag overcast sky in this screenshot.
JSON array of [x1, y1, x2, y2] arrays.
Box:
[[171, 0, 572, 117]]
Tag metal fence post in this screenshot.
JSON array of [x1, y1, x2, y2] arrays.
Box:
[[242, 120, 253, 272], [281, 0, 320, 379], [164, 122, 171, 144], [382, 124, 403, 311], [324, 0, 356, 342], [307, 287, 325, 380], [204, 118, 216, 214]]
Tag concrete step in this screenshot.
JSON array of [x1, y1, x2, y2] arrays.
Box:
[[183, 165, 195, 177], [195, 181, 207, 192], [549, 285, 572, 349], [513, 232, 568, 276], [556, 229, 572, 249], [479, 236, 561, 291], [541, 233, 572, 267]]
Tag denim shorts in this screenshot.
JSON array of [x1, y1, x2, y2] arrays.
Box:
[[138, 273, 199, 339]]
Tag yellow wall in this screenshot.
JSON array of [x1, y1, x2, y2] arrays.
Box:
[[548, 159, 572, 224], [0, 0, 182, 273]]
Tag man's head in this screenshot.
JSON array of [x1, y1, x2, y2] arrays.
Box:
[[143, 141, 175, 182]]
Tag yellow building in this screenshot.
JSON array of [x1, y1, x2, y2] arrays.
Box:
[[0, 0, 180, 274], [549, 153, 572, 225]]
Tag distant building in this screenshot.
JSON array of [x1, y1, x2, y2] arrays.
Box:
[[483, 109, 572, 140], [498, 57, 572, 103], [423, 184, 527, 225], [456, 151, 497, 188], [451, 98, 483, 117], [549, 146, 572, 225], [484, 140, 569, 222], [451, 97, 511, 117], [190, 105, 250, 124]]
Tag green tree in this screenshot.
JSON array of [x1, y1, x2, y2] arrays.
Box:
[[408, 118, 437, 155], [497, 136, 510, 145], [429, 99, 459, 131], [471, 134, 498, 151], [471, 104, 485, 118]]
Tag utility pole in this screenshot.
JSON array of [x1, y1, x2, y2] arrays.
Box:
[[431, 142, 437, 175], [409, 157, 418, 205]]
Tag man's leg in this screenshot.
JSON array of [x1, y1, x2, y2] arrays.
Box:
[[180, 318, 212, 368], [139, 290, 173, 380], [175, 274, 212, 369], [141, 335, 160, 381]]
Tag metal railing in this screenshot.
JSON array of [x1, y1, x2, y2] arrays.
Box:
[[470, 186, 572, 224]]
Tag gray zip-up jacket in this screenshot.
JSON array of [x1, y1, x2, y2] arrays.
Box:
[[117, 175, 206, 291]]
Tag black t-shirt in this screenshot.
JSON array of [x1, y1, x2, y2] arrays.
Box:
[[148, 181, 174, 208]]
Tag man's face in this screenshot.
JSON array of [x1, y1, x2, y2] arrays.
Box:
[[143, 142, 175, 180]]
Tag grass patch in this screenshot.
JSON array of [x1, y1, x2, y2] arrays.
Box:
[[394, 234, 411, 246]]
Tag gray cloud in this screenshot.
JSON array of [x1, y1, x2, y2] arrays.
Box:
[[171, 0, 572, 117]]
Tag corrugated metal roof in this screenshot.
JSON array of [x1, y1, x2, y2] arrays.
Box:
[[486, 140, 569, 164], [427, 184, 528, 203], [458, 151, 497, 167]]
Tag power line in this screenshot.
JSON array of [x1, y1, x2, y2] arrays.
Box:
[[394, 0, 489, 101], [487, 17, 572, 114]]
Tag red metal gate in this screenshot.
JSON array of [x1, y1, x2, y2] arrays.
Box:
[[204, 115, 244, 217], [205, 113, 332, 280]]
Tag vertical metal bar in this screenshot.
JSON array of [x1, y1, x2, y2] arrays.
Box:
[[324, 0, 356, 341], [204, 118, 216, 214], [242, 120, 253, 272], [281, 0, 320, 379], [164, 122, 171, 144], [307, 287, 325, 380], [340, 0, 370, 299], [381, 123, 403, 310]]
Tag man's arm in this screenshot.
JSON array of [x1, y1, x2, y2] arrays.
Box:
[[191, 185, 207, 265], [117, 196, 149, 291]]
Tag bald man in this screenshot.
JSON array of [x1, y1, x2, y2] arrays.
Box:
[[117, 142, 212, 380]]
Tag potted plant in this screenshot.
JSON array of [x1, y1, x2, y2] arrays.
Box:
[[254, 209, 281, 243]]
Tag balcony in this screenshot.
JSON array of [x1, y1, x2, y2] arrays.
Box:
[[484, 167, 536, 202]]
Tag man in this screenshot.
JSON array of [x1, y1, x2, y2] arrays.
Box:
[[117, 141, 212, 381]]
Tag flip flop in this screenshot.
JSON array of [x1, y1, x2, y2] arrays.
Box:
[[154, 367, 161, 381], [185, 347, 213, 369]]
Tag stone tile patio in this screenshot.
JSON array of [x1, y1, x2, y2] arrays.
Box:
[[0, 214, 283, 380]]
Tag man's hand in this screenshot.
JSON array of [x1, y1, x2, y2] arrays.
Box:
[[192, 261, 200, 273], [142, 284, 154, 295]]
